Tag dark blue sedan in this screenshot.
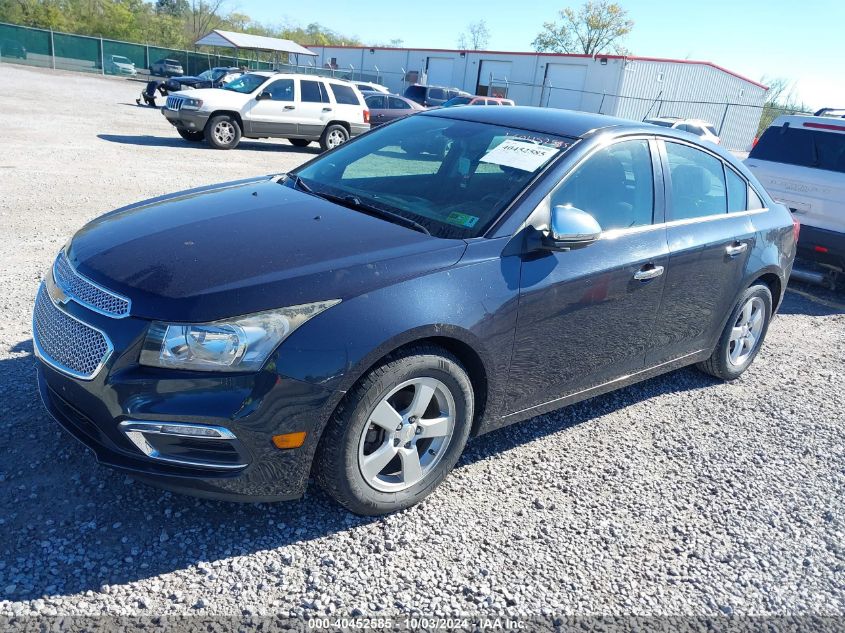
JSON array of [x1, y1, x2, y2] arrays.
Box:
[[33, 107, 797, 515]]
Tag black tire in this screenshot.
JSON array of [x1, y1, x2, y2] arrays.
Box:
[[177, 128, 204, 142], [697, 284, 773, 380], [319, 124, 349, 152], [204, 114, 241, 150], [288, 138, 311, 148], [315, 346, 474, 515]]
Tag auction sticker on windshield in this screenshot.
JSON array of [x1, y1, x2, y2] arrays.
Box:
[[480, 139, 560, 172]]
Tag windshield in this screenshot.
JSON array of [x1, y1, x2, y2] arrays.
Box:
[[292, 115, 575, 239], [112, 56, 131, 64], [443, 97, 472, 107], [223, 73, 267, 94], [197, 69, 214, 80]]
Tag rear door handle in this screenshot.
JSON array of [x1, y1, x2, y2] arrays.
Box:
[[322, 107, 333, 112], [633, 265, 664, 281], [284, 105, 295, 110], [726, 242, 748, 257]]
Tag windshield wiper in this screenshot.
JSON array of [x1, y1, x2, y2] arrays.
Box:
[[309, 190, 431, 236], [286, 173, 312, 193]]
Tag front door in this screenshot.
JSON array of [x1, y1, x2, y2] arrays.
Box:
[[243, 77, 297, 136], [647, 139, 757, 364], [504, 137, 670, 415]]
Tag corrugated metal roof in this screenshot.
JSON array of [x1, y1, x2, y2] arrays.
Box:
[[195, 30, 316, 56]]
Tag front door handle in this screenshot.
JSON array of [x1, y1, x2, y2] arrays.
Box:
[[633, 265, 665, 281], [726, 242, 748, 257], [322, 107, 333, 112], [284, 105, 295, 110]]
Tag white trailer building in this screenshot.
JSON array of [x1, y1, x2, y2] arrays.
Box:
[[308, 46, 768, 150]]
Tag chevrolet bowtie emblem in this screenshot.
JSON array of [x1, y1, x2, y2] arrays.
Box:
[[45, 275, 71, 307]]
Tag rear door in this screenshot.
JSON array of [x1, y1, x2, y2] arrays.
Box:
[[647, 139, 756, 365], [296, 78, 333, 137], [386, 96, 414, 122], [243, 77, 297, 136], [505, 137, 669, 414]]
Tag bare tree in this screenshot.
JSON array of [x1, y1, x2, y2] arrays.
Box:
[[457, 20, 490, 50], [532, 1, 633, 55], [756, 76, 810, 135], [189, 0, 227, 41]]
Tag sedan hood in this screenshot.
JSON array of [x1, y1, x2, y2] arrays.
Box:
[[68, 178, 466, 322]]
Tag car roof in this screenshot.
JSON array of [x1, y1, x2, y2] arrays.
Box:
[[422, 106, 640, 138], [769, 114, 845, 135]]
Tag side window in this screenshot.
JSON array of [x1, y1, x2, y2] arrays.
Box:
[[264, 79, 294, 101], [725, 166, 748, 212], [665, 142, 727, 220], [388, 96, 411, 110], [429, 88, 446, 100], [747, 186, 764, 210], [329, 83, 361, 105], [301, 80, 327, 103], [551, 139, 655, 231], [365, 95, 387, 109]]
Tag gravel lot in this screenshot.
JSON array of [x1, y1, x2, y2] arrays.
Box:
[[1, 64, 844, 623]]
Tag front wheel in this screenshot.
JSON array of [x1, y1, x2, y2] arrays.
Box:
[[204, 114, 241, 150], [177, 128, 204, 142], [697, 284, 773, 380], [315, 347, 474, 515], [319, 124, 349, 152]]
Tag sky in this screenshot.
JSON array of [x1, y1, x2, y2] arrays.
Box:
[[240, 0, 842, 109]]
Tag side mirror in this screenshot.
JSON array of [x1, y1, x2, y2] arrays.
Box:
[[256, 91, 271, 101], [543, 205, 602, 250]]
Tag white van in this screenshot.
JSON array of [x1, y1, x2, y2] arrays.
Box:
[[745, 112, 845, 272], [162, 72, 370, 152]]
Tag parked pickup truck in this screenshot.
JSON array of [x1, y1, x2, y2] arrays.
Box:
[[162, 71, 370, 151]]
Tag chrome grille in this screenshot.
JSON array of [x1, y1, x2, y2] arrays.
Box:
[[166, 96, 184, 111], [53, 252, 130, 317], [33, 284, 112, 380]]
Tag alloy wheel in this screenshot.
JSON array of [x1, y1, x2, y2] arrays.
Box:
[[213, 121, 235, 145], [357, 377, 455, 492], [327, 129, 346, 148], [727, 296, 765, 367]]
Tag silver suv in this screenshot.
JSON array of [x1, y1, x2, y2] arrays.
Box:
[[162, 72, 371, 151]]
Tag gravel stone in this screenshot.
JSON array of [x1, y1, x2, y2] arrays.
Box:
[[0, 64, 844, 620]]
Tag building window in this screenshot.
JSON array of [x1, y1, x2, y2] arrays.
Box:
[[656, 71, 665, 82]]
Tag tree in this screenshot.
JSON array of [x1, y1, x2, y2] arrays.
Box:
[[756, 76, 809, 136], [155, 0, 188, 17], [457, 20, 489, 50], [532, 1, 633, 55]]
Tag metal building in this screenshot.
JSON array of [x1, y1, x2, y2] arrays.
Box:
[[309, 45, 768, 150]]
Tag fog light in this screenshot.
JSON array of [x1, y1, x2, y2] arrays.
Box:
[[272, 432, 307, 449], [160, 424, 222, 437]]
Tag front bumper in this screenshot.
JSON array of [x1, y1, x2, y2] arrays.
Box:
[[33, 283, 342, 502], [162, 107, 210, 132]]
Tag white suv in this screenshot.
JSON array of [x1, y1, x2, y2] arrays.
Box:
[[162, 72, 371, 151], [644, 116, 721, 144], [745, 112, 845, 272]]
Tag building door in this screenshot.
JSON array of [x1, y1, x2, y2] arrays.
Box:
[[542, 63, 588, 111], [426, 57, 455, 86], [477, 60, 512, 97]]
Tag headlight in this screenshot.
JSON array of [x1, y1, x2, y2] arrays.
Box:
[[181, 98, 203, 110], [139, 300, 340, 372]]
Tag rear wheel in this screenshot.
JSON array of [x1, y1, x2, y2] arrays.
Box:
[[315, 346, 474, 515], [288, 138, 311, 148], [319, 124, 349, 152], [177, 128, 204, 142], [697, 284, 772, 380], [204, 115, 241, 150]]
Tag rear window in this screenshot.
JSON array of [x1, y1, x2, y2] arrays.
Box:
[[404, 85, 425, 101], [750, 125, 845, 173], [329, 83, 361, 106], [646, 119, 675, 128], [429, 88, 446, 100]]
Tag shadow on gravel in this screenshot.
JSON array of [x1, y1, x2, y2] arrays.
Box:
[[97, 134, 319, 154], [0, 338, 726, 603], [779, 282, 845, 317]]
